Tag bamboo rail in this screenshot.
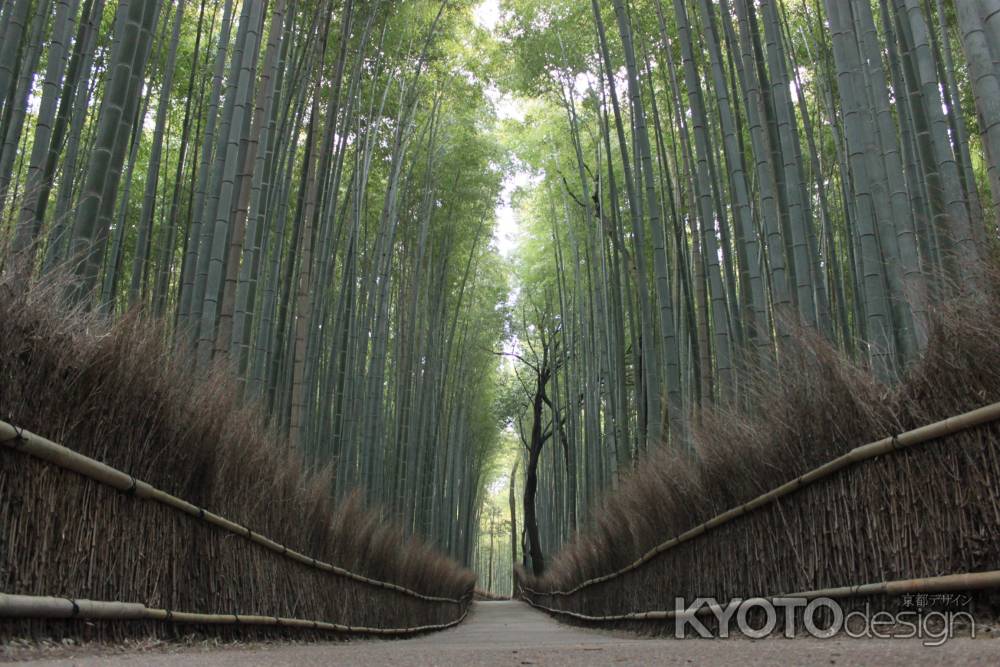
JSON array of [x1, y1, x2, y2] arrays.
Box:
[[0, 593, 468, 635], [520, 570, 1000, 622], [521, 401, 1000, 597], [0, 420, 465, 605]]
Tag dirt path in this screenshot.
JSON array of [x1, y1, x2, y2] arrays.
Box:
[[13, 601, 1000, 665]]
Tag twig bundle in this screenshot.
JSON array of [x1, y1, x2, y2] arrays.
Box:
[[518, 275, 1000, 633], [0, 275, 474, 641]]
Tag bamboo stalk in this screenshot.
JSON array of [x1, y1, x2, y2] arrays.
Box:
[[520, 570, 1000, 622], [520, 401, 1000, 596], [0, 421, 464, 604], [0, 593, 468, 635]]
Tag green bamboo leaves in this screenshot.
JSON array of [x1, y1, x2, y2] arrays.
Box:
[[0, 0, 510, 566], [497, 0, 997, 568], [1, 0, 997, 576]]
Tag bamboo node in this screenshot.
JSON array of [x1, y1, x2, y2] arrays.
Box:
[[890, 434, 902, 450], [123, 476, 137, 495], [4, 418, 27, 446], [165, 609, 173, 621], [67, 598, 79, 617], [198, 507, 206, 521]]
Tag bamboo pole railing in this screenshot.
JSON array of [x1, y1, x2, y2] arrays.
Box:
[[519, 570, 1000, 622], [0, 593, 468, 635], [0, 420, 466, 605], [521, 401, 1000, 598]]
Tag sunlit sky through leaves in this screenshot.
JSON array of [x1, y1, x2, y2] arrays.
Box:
[[475, 0, 529, 264], [473, 0, 501, 31]]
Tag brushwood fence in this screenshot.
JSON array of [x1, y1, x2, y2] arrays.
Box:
[[0, 420, 471, 641], [519, 403, 1000, 632]]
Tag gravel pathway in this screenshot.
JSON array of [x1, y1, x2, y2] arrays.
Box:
[[11, 601, 1000, 665]]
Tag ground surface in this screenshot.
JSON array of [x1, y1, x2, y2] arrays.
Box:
[[10, 601, 1000, 665]]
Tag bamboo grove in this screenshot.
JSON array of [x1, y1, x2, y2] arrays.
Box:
[[489, 0, 999, 575], [0, 0, 512, 565], [3, 0, 1000, 590]]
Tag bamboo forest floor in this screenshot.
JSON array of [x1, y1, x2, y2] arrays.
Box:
[[7, 601, 1000, 666]]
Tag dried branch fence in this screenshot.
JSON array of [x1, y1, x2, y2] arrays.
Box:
[[519, 402, 1000, 625], [0, 420, 469, 637], [0, 593, 468, 634]]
